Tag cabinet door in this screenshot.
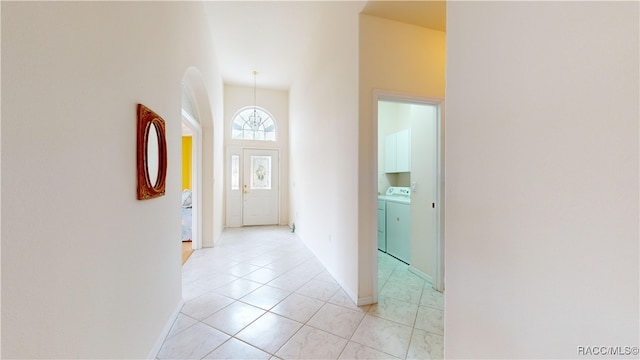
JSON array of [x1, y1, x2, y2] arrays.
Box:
[[396, 129, 411, 172], [385, 134, 397, 173]]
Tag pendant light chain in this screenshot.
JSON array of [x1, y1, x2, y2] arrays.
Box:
[[253, 70, 257, 111], [250, 70, 261, 130]]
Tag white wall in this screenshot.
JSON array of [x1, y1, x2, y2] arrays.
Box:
[[289, 2, 363, 302], [359, 14, 446, 302], [1, 2, 224, 357], [223, 85, 289, 227], [445, 2, 639, 358]]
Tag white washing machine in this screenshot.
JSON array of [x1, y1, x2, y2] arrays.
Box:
[[384, 187, 411, 264]]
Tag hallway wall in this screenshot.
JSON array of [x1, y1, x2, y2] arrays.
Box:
[[289, 2, 363, 302], [1, 2, 224, 357], [445, 2, 639, 357], [359, 14, 446, 301]]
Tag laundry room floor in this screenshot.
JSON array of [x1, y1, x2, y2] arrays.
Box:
[[157, 226, 444, 359]]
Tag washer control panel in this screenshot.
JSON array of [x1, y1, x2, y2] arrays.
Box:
[[385, 187, 411, 198]]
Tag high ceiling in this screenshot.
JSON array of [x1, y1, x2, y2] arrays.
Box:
[[204, 1, 446, 90], [361, 1, 445, 32]]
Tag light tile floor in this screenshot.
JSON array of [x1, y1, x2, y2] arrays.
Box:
[[157, 226, 444, 360]]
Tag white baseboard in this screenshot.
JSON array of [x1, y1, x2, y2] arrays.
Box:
[[148, 299, 184, 359], [334, 276, 374, 306], [357, 296, 375, 306], [409, 266, 434, 286], [338, 281, 373, 306], [330, 272, 362, 306]]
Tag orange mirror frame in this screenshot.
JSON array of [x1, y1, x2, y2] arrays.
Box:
[[137, 104, 167, 200]]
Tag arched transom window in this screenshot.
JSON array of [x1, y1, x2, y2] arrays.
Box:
[[231, 106, 277, 141]]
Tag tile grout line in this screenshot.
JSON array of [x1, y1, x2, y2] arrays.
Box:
[[402, 272, 427, 360], [255, 276, 343, 358], [335, 297, 371, 360], [229, 267, 322, 358]]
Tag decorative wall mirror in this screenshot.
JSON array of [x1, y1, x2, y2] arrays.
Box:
[[137, 104, 167, 200]]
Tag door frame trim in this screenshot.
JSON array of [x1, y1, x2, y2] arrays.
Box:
[[371, 89, 445, 297]]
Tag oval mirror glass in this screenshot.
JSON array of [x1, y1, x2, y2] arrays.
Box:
[[147, 123, 160, 186]]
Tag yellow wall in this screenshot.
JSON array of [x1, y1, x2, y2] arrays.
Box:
[[182, 136, 192, 190]]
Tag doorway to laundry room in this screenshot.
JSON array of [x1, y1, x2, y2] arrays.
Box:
[[374, 91, 444, 300]]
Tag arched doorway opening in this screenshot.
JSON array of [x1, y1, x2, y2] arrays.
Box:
[[180, 82, 203, 252], [180, 67, 215, 251]]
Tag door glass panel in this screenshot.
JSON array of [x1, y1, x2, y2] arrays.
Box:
[[250, 156, 271, 190], [231, 155, 240, 190]]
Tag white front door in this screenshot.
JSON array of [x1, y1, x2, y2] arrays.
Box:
[[242, 149, 279, 226]]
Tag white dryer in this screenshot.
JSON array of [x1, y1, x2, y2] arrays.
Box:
[[383, 187, 411, 264]]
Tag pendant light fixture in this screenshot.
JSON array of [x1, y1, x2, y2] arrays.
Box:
[[248, 70, 262, 130]]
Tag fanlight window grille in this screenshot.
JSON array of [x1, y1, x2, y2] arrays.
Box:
[[231, 107, 276, 141]]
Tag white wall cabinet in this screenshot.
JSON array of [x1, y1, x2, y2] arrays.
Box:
[[385, 129, 411, 173]]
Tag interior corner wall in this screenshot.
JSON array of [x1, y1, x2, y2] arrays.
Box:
[[289, 2, 361, 302], [223, 84, 290, 226], [359, 14, 446, 300], [445, 2, 639, 358], [1, 2, 223, 358]]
